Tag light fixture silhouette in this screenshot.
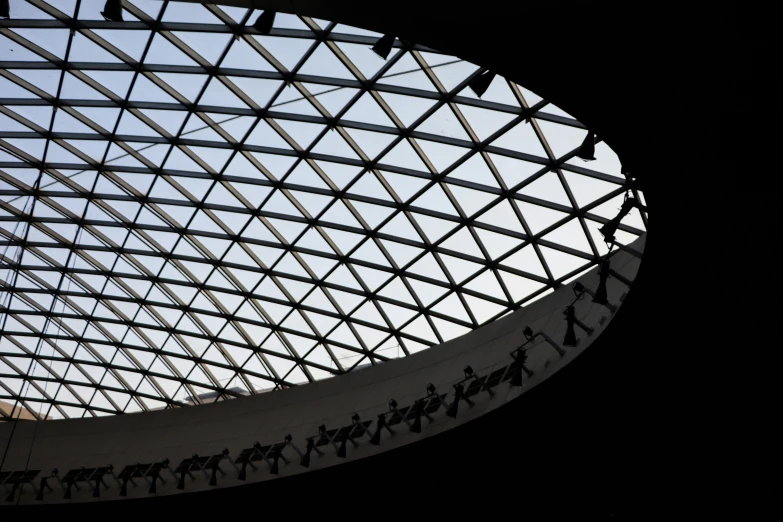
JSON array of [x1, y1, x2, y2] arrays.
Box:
[[463, 365, 474, 378], [178, 455, 196, 490], [468, 71, 496, 97], [101, 0, 124, 22], [372, 34, 396, 59], [593, 259, 610, 304], [523, 326, 533, 341], [1, 0, 9, 19], [300, 439, 315, 468], [446, 383, 464, 418], [599, 195, 645, 243], [410, 399, 424, 433], [510, 348, 528, 387], [563, 305, 577, 347], [577, 131, 596, 161], [370, 413, 387, 445], [254, 10, 276, 35], [270, 447, 282, 474], [63, 479, 73, 500]]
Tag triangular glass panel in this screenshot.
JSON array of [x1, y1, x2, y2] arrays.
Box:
[[439, 254, 483, 284], [420, 53, 480, 92], [378, 92, 437, 128], [447, 185, 497, 218], [171, 31, 231, 65], [341, 92, 396, 127], [69, 32, 123, 63], [514, 200, 570, 235], [378, 52, 437, 92], [542, 218, 593, 254], [498, 270, 547, 303], [463, 293, 506, 324], [517, 171, 572, 206], [145, 33, 200, 66], [456, 104, 516, 142], [222, 37, 276, 71], [298, 42, 355, 80], [252, 35, 312, 71], [491, 120, 548, 157], [92, 29, 151, 61], [487, 153, 544, 189], [129, 74, 179, 104], [200, 78, 248, 109], [310, 130, 360, 160], [538, 245, 589, 280]]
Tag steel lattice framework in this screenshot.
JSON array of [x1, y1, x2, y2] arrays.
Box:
[[0, 0, 646, 421]]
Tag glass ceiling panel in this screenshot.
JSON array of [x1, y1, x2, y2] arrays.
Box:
[[0, 1, 645, 421]]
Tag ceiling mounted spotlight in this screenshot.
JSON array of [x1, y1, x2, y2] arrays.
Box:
[[426, 383, 437, 396], [446, 383, 464, 418], [370, 413, 387, 445], [388, 398, 398, 411], [1, 0, 9, 19], [270, 447, 282, 474], [523, 326, 534, 340], [468, 70, 496, 97], [599, 194, 646, 243], [254, 10, 276, 35], [101, 0, 124, 22], [510, 348, 529, 387], [573, 282, 586, 298], [410, 400, 424, 433], [563, 305, 577, 347], [300, 438, 315, 468], [593, 259, 611, 304], [372, 34, 396, 59], [463, 365, 474, 378], [577, 131, 596, 161]]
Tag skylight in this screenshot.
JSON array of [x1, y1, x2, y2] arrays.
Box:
[[0, 1, 646, 420]]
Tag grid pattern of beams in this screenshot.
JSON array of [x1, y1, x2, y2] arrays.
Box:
[[0, 0, 646, 421]]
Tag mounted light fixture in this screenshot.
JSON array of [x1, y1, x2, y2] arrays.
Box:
[[577, 131, 596, 161], [101, 0, 124, 22], [370, 413, 387, 445], [446, 383, 464, 418], [510, 348, 528, 387], [599, 194, 645, 243], [254, 10, 276, 35], [372, 34, 396, 59], [593, 259, 611, 304], [523, 326, 534, 341], [563, 305, 577, 347], [1, 0, 9, 19], [468, 70, 496, 97], [410, 399, 424, 433], [463, 365, 474, 378], [270, 447, 282, 474], [301, 438, 315, 468]]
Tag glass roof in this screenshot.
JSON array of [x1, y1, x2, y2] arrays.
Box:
[[0, 1, 646, 420]]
